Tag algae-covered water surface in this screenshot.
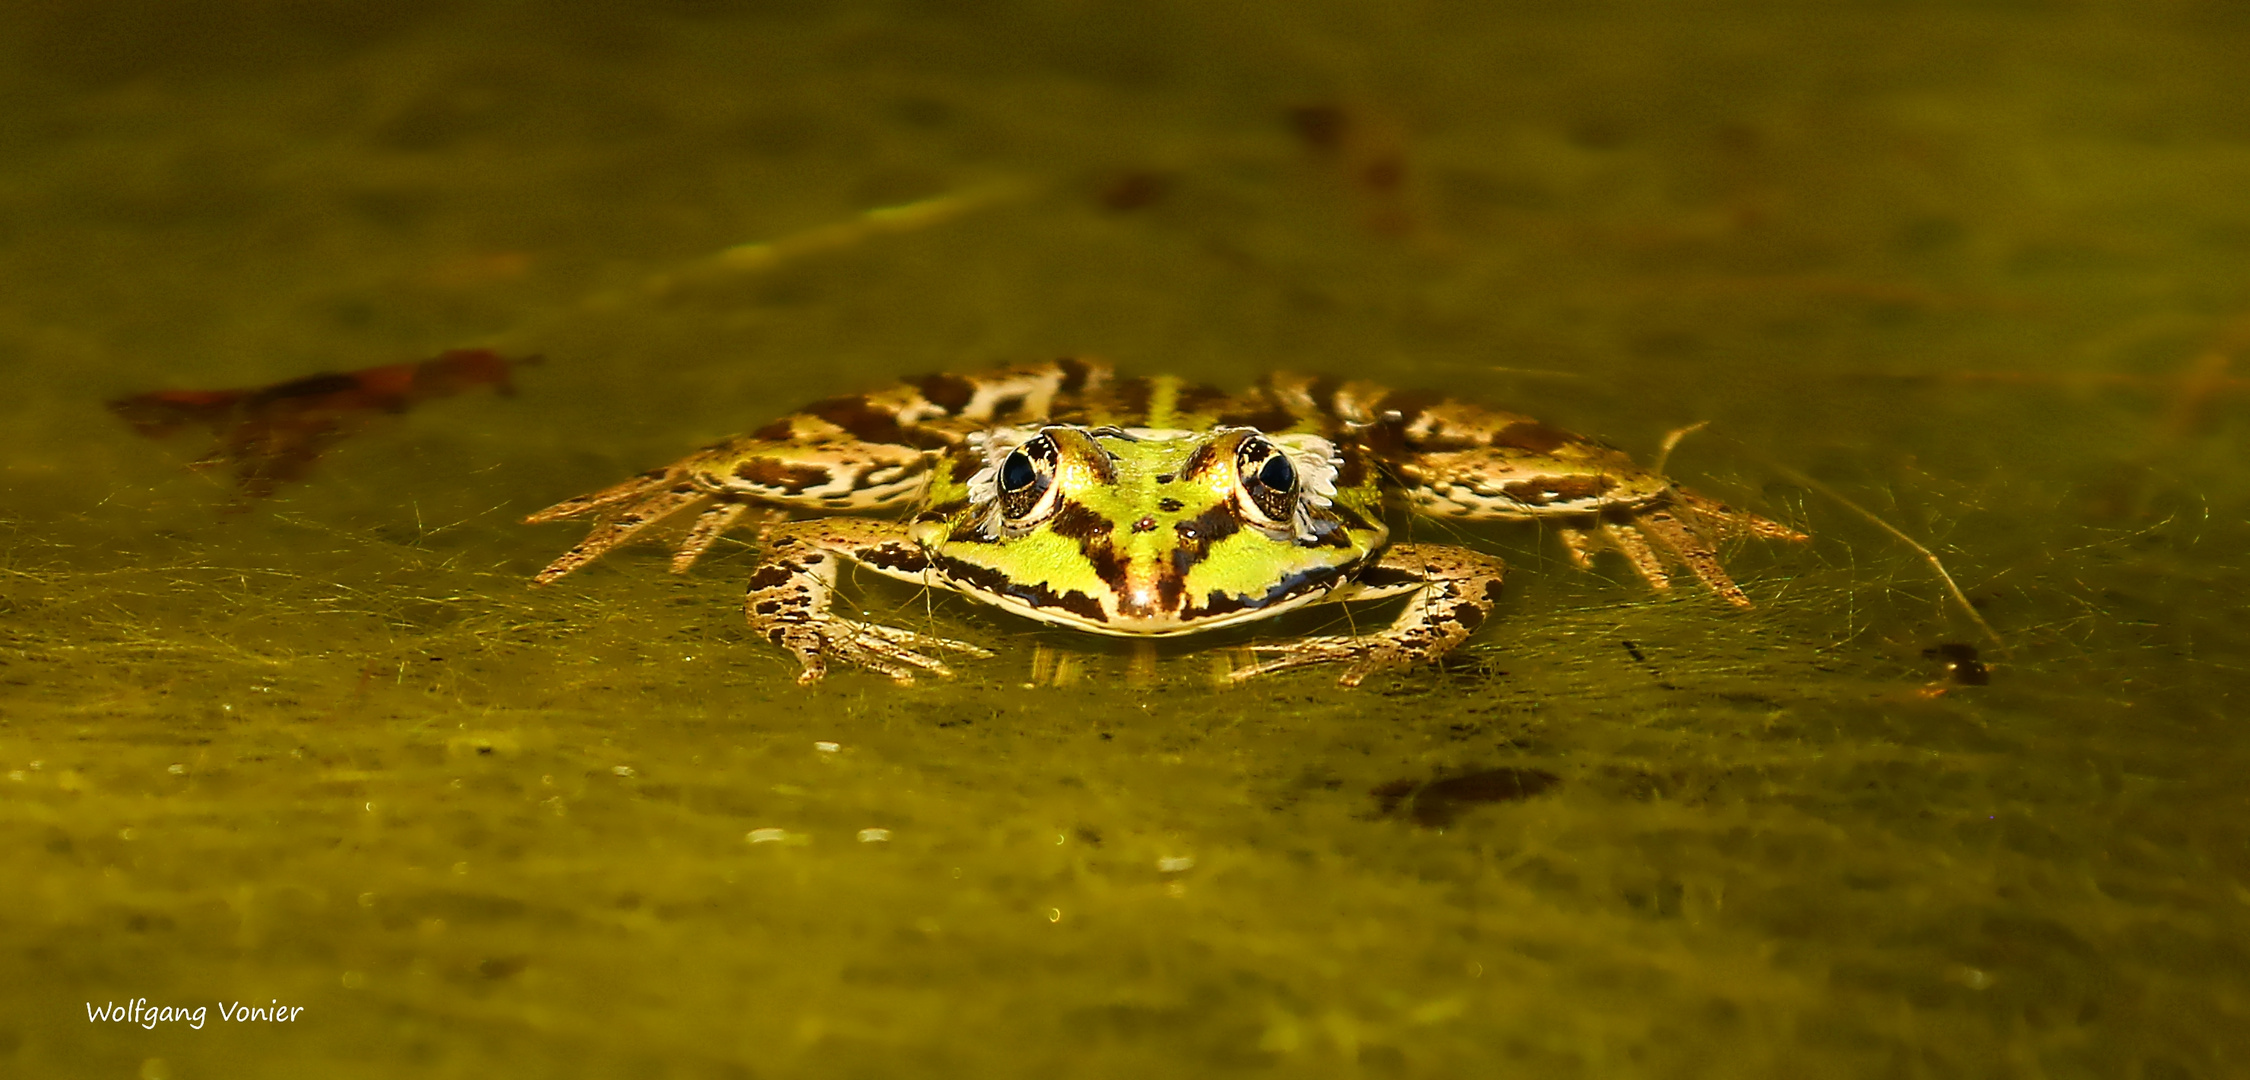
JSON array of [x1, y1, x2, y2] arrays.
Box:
[[6, 2, 2249, 1076]]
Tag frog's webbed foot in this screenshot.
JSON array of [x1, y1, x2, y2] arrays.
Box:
[[1557, 491, 1806, 608], [1232, 544, 1506, 687], [523, 464, 777, 585], [746, 518, 990, 685], [766, 616, 993, 686], [526, 465, 706, 584]]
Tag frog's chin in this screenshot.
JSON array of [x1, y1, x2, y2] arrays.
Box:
[[981, 589, 1314, 634], [981, 581, 1342, 638]]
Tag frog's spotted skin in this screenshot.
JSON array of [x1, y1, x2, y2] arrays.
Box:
[[526, 359, 1804, 685]]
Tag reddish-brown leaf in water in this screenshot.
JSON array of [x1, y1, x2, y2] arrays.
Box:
[[107, 348, 533, 499]]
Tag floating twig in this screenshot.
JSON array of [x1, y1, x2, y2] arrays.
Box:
[[1767, 461, 2006, 652]]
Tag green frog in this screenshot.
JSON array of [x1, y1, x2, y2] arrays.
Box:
[[525, 359, 1802, 685]]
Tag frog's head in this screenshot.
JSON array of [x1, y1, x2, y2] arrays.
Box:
[[913, 424, 1387, 635]]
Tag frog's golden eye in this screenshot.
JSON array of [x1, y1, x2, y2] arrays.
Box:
[[997, 434, 1058, 521], [1236, 436, 1298, 524]]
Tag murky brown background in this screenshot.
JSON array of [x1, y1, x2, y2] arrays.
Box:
[[5, 2, 2248, 1076]]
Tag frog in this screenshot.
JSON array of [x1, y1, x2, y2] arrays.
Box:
[[524, 359, 1804, 686]]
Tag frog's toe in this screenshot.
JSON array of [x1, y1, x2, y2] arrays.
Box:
[[805, 638, 933, 685], [522, 466, 675, 524], [1604, 520, 1677, 594], [853, 620, 994, 658], [530, 483, 709, 585], [1635, 506, 1749, 607], [818, 619, 992, 684], [792, 656, 830, 685], [848, 649, 937, 685], [669, 501, 753, 573], [1675, 490, 1809, 543], [1556, 525, 1599, 570]]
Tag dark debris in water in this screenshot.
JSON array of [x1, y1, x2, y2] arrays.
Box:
[[1093, 169, 1172, 213], [1923, 642, 1991, 686], [1284, 101, 1419, 237], [1371, 767, 1561, 828]]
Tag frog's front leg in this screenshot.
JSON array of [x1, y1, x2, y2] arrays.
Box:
[[1234, 544, 1506, 687], [745, 518, 992, 685]]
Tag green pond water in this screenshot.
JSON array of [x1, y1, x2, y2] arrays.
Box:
[[5, 2, 2248, 1076]]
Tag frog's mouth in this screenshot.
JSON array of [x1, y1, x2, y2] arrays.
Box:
[[930, 552, 1369, 638]]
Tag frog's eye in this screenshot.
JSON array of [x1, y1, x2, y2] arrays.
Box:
[[1236, 437, 1298, 524], [996, 435, 1058, 521]]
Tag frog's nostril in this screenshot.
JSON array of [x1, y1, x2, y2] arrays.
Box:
[[1132, 515, 1158, 533]]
